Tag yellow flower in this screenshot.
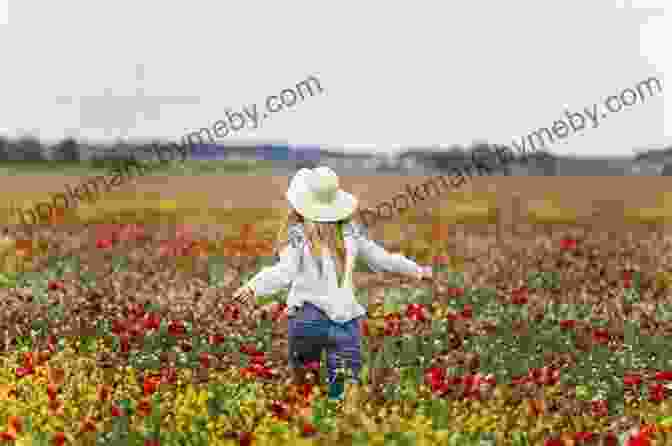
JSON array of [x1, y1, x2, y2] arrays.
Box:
[[159, 200, 178, 211]]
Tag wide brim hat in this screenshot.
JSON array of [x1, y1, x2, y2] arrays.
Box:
[[286, 166, 357, 222]]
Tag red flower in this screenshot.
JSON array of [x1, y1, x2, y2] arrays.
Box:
[[299, 383, 314, 400], [47, 383, 58, 401], [142, 313, 161, 331], [445, 311, 461, 321], [640, 424, 658, 437], [511, 375, 532, 386], [223, 304, 241, 321], [239, 431, 253, 446], [47, 335, 58, 353], [461, 304, 473, 319], [424, 366, 445, 382], [603, 432, 619, 446], [574, 432, 596, 443], [136, 398, 152, 418], [461, 373, 492, 398], [127, 320, 146, 339], [624, 374, 642, 386], [209, 334, 226, 345], [240, 343, 260, 356], [649, 383, 666, 402], [250, 356, 267, 368], [623, 271, 633, 282], [126, 303, 145, 319], [249, 353, 266, 366], [302, 422, 318, 437], [245, 363, 274, 379], [52, 431, 67, 446], [158, 236, 193, 258], [111, 404, 124, 417], [270, 400, 290, 420], [6, 415, 23, 439], [447, 287, 464, 298], [144, 440, 160, 446], [406, 303, 427, 322], [461, 373, 479, 388], [655, 371, 672, 381], [143, 375, 161, 396], [384, 313, 402, 336], [511, 287, 529, 305], [559, 319, 576, 330], [544, 437, 563, 446], [119, 334, 130, 353], [0, 431, 16, 441], [433, 255, 450, 265], [48, 280, 65, 291], [111, 319, 128, 336], [199, 352, 211, 369], [424, 367, 449, 393], [627, 430, 652, 446], [118, 223, 147, 242], [592, 328, 610, 345], [531, 367, 559, 386], [96, 223, 122, 240], [560, 238, 577, 250], [96, 238, 113, 249], [591, 399, 608, 418], [15, 367, 34, 378], [168, 320, 186, 336], [22, 352, 34, 369]]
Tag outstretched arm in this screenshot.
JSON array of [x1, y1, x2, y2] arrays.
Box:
[[350, 222, 431, 280], [233, 228, 304, 303]]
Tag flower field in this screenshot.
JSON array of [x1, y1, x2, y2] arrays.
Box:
[[0, 200, 671, 445]]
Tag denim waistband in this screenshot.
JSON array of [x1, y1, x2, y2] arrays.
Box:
[[289, 301, 362, 325]]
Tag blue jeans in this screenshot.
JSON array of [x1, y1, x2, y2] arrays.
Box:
[[288, 302, 363, 399]]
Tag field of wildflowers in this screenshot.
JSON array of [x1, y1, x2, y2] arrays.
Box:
[[0, 194, 671, 445]]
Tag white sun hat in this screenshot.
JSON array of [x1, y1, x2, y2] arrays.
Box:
[[286, 166, 358, 222]]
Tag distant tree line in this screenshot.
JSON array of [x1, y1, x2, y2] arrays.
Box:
[[1, 134, 669, 176], [0, 135, 83, 163], [0, 135, 159, 168], [397, 142, 558, 176]]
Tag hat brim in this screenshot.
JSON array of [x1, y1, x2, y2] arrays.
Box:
[[289, 190, 358, 222]]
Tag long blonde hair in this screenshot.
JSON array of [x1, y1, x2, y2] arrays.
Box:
[[275, 208, 353, 283]]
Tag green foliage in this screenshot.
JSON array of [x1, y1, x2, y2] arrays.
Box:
[[207, 380, 259, 418], [527, 270, 560, 290]]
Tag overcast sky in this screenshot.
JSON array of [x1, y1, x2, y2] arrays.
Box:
[[0, 0, 669, 157]]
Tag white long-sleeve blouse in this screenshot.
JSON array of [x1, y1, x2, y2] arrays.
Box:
[[245, 221, 425, 323]]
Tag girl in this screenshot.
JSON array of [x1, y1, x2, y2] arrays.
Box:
[[233, 166, 433, 401]]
